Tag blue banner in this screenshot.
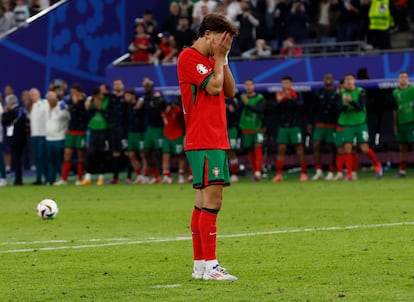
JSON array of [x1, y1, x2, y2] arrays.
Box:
[[106, 53, 414, 95]]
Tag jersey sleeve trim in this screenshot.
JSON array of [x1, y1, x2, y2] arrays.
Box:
[[200, 73, 214, 90]]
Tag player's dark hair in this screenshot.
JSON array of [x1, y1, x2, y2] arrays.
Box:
[[245, 78, 254, 83], [399, 71, 408, 76], [125, 88, 136, 96], [91, 87, 101, 96], [344, 73, 355, 78], [198, 13, 239, 38], [282, 76, 293, 82], [70, 83, 83, 92]]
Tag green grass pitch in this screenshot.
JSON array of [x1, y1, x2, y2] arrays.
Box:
[[1, 172, 413, 301]]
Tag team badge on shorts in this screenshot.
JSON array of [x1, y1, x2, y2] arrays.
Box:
[[196, 64, 208, 75], [212, 167, 220, 178]]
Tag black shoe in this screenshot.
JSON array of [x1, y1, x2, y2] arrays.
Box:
[[32, 180, 43, 185]]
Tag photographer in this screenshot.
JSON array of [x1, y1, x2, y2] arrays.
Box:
[[236, 0, 260, 52]]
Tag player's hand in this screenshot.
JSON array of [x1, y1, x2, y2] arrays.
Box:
[[344, 95, 352, 104], [93, 98, 102, 109], [228, 104, 235, 112], [241, 93, 248, 105], [212, 32, 232, 59], [276, 92, 285, 103]]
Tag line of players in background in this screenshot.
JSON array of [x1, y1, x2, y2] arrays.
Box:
[[226, 71, 414, 182], [2, 70, 412, 186]]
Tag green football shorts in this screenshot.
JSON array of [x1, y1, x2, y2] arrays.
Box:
[[144, 126, 163, 149], [127, 132, 145, 151], [313, 126, 335, 144], [396, 123, 414, 143], [185, 149, 230, 189], [277, 126, 302, 144], [228, 127, 239, 150], [64, 133, 86, 149], [343, 124, 369, 144], [162, 136, 184, 155], [242, 131, 264, 149], [335, 126, 344, 147]]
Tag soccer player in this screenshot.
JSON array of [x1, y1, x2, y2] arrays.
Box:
[[124, 89, 147, 184], [159, 99, 186, 184], [141, 78, 165, 184], [239, 79, 265, 181], [81, 87, 110, 185], [54, 84, 88, 186], [309, 73, 339, 180], [177, 13, 239, 281], [107, 79, 128, 184], [339, 73, 382, 180], [272, 76, 308, 182], [392, 71, 414, 178], [226, 97, 240, 182]]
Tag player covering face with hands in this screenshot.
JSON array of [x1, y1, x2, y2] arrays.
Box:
[[177, 13, 239, 281]]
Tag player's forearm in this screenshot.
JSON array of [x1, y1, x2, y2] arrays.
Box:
[[223, 65, 236, 97], [206, 57, 225, 95]]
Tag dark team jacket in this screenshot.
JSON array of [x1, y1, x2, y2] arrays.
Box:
[[127, 102, 146, 133], [142, 93, 164, 128], [312, 88, 340, 125], [226, 97, 241, 129], [2, 105, 28, 146], [65, 97, 88, 133], [276, 90, 304, 127], [108, 93, 128, 129]]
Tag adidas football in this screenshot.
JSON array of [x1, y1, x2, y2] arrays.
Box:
[[37, 199, 59, 219]]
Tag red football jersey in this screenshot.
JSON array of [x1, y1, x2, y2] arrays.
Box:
[[177, 47, 229, 151], [162, 105, 184, 140]]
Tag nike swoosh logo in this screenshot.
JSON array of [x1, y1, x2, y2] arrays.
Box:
[[209, 232, 217, 236]]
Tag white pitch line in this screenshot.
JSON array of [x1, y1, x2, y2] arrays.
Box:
[[1, 221, 413, 254], [0, 238, 131, 246]]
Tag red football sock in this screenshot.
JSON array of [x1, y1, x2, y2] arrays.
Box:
[[300, 162, 307, 174], [191, 207, 203, 260], [336, 154, 344, 173], [254, 146, 263, 173], [345, 153, 353, 178], [400, 162, 407, 172], [178, 169, 185, 176], [144, 168, 151, 177], [229, 158, 238, 175], [198, 209, 217, 261], [248, 151, 255, 172], [163, 170, 172, 177], [135, 168, 142, 176], [276, 160, 284, 175], [61, 161, 71, 181], [366, 148, 379, 166], [152, 167, 160, 178], [77, 162, 84, 181], [328, 165, 335, 172], [315, 164, 322, 170], [188, 167, 193, 176], [352, 153, 359, 172]]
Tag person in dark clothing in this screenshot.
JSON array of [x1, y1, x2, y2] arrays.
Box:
[[125, 89, 147, 184], [2, 94, 28, 185], [226, 97, 241, 182], [236, 1, 260, 52], [175, 16, 197, 52], [337, 0, 361, 42], [308, 73, 340, 181], [141, 77, 165, 184], [272, 76, 308, 182], [162, 1, 181, 35], [107, 79, 128, 184], [54, 83, 88, 185], [285, 0, 311, 43]]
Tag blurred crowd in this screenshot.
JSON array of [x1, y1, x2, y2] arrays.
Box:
[[0, 0, 60, 34], [128, 0, 412, 64]]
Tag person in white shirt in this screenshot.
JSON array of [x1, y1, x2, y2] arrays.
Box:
[[45, 91, 69, 185], [29, 88, 48, 185], [0, 101, 6, 186]]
